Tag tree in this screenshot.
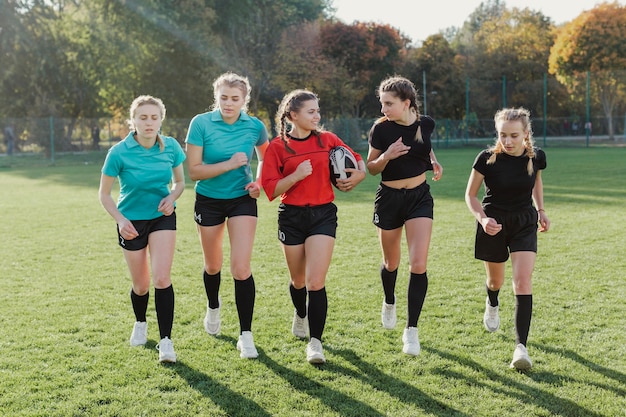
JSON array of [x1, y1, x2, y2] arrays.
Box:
[[403, 34, 464, 120], [319, 21, 407, 118], [549, 2, 626, 139]]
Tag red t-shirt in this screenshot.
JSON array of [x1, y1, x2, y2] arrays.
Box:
[[262, 131, 362, 206]]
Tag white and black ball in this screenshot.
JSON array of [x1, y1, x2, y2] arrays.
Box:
[[329, 146, 357, 188]]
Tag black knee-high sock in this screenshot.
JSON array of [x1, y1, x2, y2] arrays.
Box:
[[407, 272, 428, 328], [203, 270, 221, 309], [289, 283, 307, 318], [515, 294, 532, 346], [130, 289, 149, 322], [307, 287, 327, 341], [234, 275, 255, 333], [155, 285, 174, 339], [486, 284, 500, 307], [381, 265, 398, 304]]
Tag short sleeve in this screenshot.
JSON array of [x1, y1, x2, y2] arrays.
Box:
[[534, 148, 546, 170]]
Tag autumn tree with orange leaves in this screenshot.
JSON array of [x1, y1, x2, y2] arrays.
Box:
[[549, 2, 626, 139]]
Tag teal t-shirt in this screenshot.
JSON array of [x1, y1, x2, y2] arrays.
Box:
[[101, 133, 186, 220], [185, 110, 268, 199]]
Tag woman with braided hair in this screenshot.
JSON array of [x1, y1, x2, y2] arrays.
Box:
[[367, 75, 442, 357], [465, 107, 550, 370], [261, 89, 366, 364]]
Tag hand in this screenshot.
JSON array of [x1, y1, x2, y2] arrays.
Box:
[[383, 137, 410, 160], [245, 181, 261, 199], [158, 197, 175, 216], [229, 152, 249, 170], [480, 217, 502, 236], [336, 168, 366, 192], [538, 211, 550, 232], [432, 161, 443, 181], [294, 159, 313, 180], [118, 218, 139, 240]]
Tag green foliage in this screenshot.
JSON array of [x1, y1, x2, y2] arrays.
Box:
[[0, 147, 625, 416]]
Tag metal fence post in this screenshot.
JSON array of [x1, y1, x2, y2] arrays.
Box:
[[50, 116, 55, 164]]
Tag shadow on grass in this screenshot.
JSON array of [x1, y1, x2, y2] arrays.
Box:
[[325, 346, 471, 417], [169, 335, 272, 417], [258, 347, 384, 417], [426, 346, 606, 417], [533, 342, 626, 398]]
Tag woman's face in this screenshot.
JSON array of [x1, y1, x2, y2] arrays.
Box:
[[289, 99, 321, 132], [217, 85, 246, 123], [497, 120, 528, 156], [379, 91, 409, 121], [133, 104, 162, 140]]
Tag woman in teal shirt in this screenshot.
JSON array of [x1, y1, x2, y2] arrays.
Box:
[[186, 72, 268, 359], [99, 95, 185, 363]]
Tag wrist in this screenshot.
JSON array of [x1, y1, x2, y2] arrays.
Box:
[[537, 208, 545, 213]]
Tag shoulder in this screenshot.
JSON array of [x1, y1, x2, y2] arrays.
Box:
[[420, 115, 435, 129], [474, 149, 492, 164], [162, 135, 183, 148], [533, 147, 547, 168]]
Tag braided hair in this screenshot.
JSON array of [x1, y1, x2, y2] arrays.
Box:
[[374, 76, 423, 143], [488, 107, 536, 175], [274, 89, 324, 154]]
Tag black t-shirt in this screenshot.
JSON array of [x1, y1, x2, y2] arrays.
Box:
[[472, 148, 547, 213], [368, 115, 435, 181]]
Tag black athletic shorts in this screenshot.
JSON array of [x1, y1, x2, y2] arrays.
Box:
[[118, 212, 176, 251], [277, 203, 338, 245], [372, 182, 434, 230], [194, 193, 258, 227], [474, 206, 538, 262]]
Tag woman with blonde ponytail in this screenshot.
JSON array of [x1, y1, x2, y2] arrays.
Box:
[[99, 95, 186, 363], [465, 107, 550, 370]]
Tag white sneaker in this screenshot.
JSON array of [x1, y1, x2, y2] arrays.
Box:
[[204, 297, 221, 335], [291, 311, 308, 339], [237, 331, 259, 359], [483, 297, 500, 332], [381, 297, 397, 329], [129, 321, 147, 346], [157, 337, 177, 363], [306, 337, 326, 364], [402, 327, 421, 356], [510, 343, 532, 370]]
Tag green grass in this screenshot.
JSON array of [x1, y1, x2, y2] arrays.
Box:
[[0, 147, 625, 416]]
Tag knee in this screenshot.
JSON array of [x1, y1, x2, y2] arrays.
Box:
[[133, 283, 150, 296], [152, 275, 172, 289], [409, 260, 427, 275], [231, 265, 252, 281]]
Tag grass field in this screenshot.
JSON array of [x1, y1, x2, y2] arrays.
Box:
[[0, 146, 624, 416]]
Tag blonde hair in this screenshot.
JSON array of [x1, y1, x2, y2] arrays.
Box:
[[212, 72, 251, 112], [375, 75, 423, 142], [274, 89, 323, 154], [129, 95, 166, 151], [488, 107, 535, 175]]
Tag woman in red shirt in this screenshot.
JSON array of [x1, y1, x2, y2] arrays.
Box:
[[262, 89, 365, 364]]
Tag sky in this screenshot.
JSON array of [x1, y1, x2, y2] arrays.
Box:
[[331, 0, 621, 44]]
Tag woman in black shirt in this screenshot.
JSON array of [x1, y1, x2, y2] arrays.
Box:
[[465, 107, 550, 370]]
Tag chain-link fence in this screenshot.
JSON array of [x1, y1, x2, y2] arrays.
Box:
[[1, 113, 625, 161]]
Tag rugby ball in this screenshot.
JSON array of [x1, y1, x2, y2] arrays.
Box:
[[329, 146, 357, 188]]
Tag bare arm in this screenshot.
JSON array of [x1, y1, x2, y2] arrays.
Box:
[[157, 164, 185, 216], [98, 174, 138, 239], [465, 168, 501, 236], [186, 143, 247, 181], [366, 137, 410, 176], [532, 170, 550, 232]]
